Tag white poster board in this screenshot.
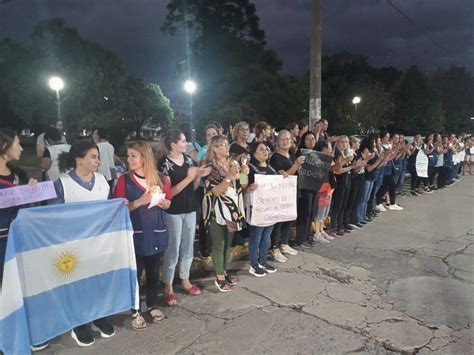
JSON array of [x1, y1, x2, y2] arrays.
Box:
[[0, 181, 57, 208], [416, 151, 429, 178], [248, 175, 297, 227]]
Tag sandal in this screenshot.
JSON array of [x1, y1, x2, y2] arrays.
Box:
[[183, 284, 201, 296], [225, 274, 238, 286], [165, 292, 178, 306], [215, 278, 232, 293], [131, 312, 147, 331], [147, 307, 165, 323]]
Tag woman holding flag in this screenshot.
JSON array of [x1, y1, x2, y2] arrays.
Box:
[[114, 141, 172, 331], [53, 140, 115, 347]]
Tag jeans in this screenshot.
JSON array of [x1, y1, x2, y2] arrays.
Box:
[[209, 219, 234, 275], [248, 225, 274, 267], [369, 170, 383, 212], [449, 164, 459, 182], [395, 159, 407, 193], [162, 212, 196, 284], [357, 179, 374, 223]]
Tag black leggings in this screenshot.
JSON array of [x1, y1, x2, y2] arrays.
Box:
[[437, 167, 451, 188], [344, 174, 364, 225], [134, 253, 160, 312], [296, 190, 317, 244], [377, 174, 396, 205], [330, 174, 351, 230], [428, 166, 437, 187], [410, 171, 427, 190], [271, 221, 293, 248]]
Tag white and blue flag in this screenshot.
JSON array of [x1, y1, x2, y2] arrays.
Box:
[[0, 199, 139, 354]]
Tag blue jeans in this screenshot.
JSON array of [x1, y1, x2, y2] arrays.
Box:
[[162, 212, 196, 284], [449, 164, 459, 182], [396, 159, 407, 193], [248, 225, 274, 267], [369, 169, 384, 211], [357, 179, 374, 223]]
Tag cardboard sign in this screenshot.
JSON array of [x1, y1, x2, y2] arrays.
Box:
[[297, 149, 333, 191], [416, 151, 429, 178], [0, 181, 57, 209], [248, 175, 297, 226]]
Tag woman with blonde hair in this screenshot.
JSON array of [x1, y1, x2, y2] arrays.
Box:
[[202, 135, 248, 291], [269, 130, 304, 260], [328, 136, 363, 237], [114, 141, 172, 330], [229, 121, 251, 161]]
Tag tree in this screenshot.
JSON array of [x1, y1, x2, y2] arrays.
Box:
[[393, 66, 445, 135], [162, 0, 289, 129], [0, 18, 174, 147], [433, 66, 474, 133], [121, 78, 174, 136], [318, 53, 395, 135]]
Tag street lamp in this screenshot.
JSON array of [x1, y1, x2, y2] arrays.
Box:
[[183, 80, 197, 94], [183, 80, 197, 124], [352, 96, 361, 110], [48, 76, 64, 120]]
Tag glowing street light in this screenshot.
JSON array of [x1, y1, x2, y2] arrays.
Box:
[[48, 76, 64, 119], [183, 80, 197, 94], [352, 96, 361, 111]]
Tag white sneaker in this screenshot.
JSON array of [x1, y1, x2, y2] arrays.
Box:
[[375, 204, 387, 212], [280, 244, 298, 255], [321, 231, 334, 240], [387, 204, 404, 211], [313, 234, 330, 243], [347, 223, 361, 230], [272, 249, 288, 263]]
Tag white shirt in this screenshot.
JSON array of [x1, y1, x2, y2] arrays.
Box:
[[36, 132, 67, 146], [97, 141, 115, 180], [60, 173, 109, 203], [45, 144, 71, 181]]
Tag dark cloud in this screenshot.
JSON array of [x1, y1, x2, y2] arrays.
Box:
[[0, 0, 472, 101], [254, 0, 474, 74]]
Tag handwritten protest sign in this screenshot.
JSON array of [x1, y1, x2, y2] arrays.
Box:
[[297, 149, 333, 191], [248, 175, 297, 226], [0, 181, 57, 209], [416, 151, 428, 178]]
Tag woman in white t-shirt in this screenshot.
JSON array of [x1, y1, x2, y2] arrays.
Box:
[[92, 128, 117, 188], [53, 141, 114, 347]]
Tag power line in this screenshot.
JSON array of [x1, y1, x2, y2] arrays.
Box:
[[385, 0, 446, 52]]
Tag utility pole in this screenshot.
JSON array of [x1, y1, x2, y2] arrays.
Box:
[[309, 0, 321, 131]]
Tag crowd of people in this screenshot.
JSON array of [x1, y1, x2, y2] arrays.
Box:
[[0, 119, 472, 350]]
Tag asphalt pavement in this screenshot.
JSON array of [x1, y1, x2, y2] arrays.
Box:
[[38, 176, 474, 354]]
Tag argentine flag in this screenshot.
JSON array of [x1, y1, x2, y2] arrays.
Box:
[[0, 199, 139, 354]]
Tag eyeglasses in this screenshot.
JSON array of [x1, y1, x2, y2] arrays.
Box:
[[216, 143, 230, 148]]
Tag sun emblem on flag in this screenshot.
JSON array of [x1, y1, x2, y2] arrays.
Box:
[[52, 249, 80, 278]]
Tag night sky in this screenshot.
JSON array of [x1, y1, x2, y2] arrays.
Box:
[[1, 0, 472, 102]]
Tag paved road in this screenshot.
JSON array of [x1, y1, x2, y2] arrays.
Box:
[[42, 177, 473, 354]]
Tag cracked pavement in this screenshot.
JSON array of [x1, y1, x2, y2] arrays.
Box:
[[43, 177, 473, 354]]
